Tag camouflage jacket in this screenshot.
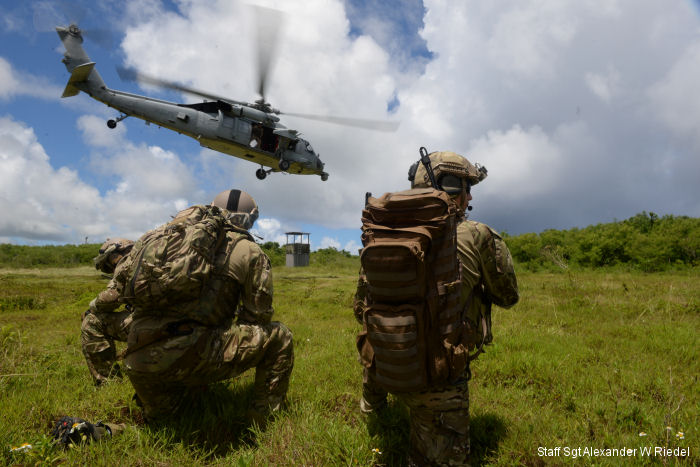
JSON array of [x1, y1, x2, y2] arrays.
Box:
[[91, 231, 274, 326], [88, 277, 122, 314], [353, 219, 519, 322], [456, 219, 519, 315]]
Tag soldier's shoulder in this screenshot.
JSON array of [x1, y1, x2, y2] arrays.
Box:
[[227, 232, 269, 261], [458, 219, 502, 239]]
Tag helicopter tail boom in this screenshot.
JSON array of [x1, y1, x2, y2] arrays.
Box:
[[56, 25, 107, 98]]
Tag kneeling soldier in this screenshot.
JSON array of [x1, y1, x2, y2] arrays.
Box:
[[123, 190, 294, 424]]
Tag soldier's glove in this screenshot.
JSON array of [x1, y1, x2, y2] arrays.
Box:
[[51, 416, 112, 448]]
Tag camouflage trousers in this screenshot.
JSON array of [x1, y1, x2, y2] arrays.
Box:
[[81, 309, 133, 385], [124, 318, 294, 422], [362, 373, 470, 466]]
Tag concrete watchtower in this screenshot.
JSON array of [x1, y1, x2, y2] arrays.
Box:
[[285, 232, 310, 267]]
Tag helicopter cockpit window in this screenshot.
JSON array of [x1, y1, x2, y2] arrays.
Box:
[[305, 142, 314, 153]]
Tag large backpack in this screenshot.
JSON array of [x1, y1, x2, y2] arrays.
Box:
[[114, 205, 251, 324], [359, 188, 468, 393]]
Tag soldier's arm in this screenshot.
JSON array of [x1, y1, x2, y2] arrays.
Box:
[[459, 221, 519, 309], [88, 278, 123, 314], [235, 244, 274, 324], [477, 224, 519, 308], [456, 223, 483, 294]]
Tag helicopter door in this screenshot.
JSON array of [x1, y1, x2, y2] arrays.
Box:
[[234, 119, 252, 144], [260, 126, 279, 153]]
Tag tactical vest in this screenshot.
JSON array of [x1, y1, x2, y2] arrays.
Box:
[[358, 188, 468, 393], [114, 205, 252, 325]]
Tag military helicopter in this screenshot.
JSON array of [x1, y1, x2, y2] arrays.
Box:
[[55, 12, 398, 181]]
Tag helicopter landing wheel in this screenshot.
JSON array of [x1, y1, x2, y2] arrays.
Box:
[[107, 114, 127, 129], [321, 172, 329, 181], [256, 168, 267, 180], [278, 159, 290, 171]]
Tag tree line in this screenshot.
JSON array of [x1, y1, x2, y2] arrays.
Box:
[[504, 212, 699, 271], [0, 212, 697, 271]]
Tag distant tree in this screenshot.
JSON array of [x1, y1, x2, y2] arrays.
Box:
[[504, 213, 700, 271]]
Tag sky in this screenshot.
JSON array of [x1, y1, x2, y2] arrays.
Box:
[[1, 0, 699, 252]]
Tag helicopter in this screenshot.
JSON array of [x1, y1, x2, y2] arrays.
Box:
[[55, 16, 398, 181]]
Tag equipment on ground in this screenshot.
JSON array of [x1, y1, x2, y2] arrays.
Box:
[[51, 416, 112, 448]]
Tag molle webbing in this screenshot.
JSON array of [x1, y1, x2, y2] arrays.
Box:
[[115, 205, 249, 325], [360, 188, 463, 393]]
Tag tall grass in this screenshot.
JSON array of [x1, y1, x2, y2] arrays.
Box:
[[0, 264, 697, 465]]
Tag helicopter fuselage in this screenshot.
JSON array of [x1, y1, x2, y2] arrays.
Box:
[[98, 88, 323, 176]]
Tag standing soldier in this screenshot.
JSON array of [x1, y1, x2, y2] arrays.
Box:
[[355, 151, 519, 465], [121, 190, 294, 424], [82, 238, 134, 385]]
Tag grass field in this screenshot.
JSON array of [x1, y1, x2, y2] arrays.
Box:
[[0, 262, 697, 465]]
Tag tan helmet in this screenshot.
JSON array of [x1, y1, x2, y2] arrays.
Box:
[[94, 238, 134, 274], [409, 151, 487, 194], [211, 189, 259, 230]]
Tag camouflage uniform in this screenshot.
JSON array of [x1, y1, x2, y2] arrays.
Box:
[[82, 239, 134, 385], [121, 225, 294, 423], [356, 151, 519, 466]]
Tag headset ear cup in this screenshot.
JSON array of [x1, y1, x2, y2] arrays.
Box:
[[408, 161, 419, 183]]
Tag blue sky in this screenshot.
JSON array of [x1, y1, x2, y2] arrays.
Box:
[[2, 0, 700, 250]]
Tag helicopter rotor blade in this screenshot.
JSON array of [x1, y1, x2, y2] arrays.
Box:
[[116, 66, 249, 106], [33, 2, 116, 48], [252, 5, 284, 102], [282, 112, 400, 132], [33, 1, 81, 32]]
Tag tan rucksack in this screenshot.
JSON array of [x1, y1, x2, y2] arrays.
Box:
[[114, 204, 252, 325], [358, 187, 468, 393]]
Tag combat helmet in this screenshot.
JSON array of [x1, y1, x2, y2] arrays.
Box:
[[409, 150, 487, 194], [211, 189, 259, 230], [94, 238, 134, 274]]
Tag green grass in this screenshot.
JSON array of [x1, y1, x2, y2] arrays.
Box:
[[0, 264, 698, 465]]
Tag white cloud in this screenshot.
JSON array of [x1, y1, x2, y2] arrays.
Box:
[[0, 58, 20, 99], [487, 2, 577, 79], [648, 41, 700, 148], [4, 0, 700, 244], [0, 116, 105, 241], [77, 115, 126, 148], [344, 239, 360, 255], [319, 236, 341, 250], [0, 57, 62, 101], [0, 112, 208, 242], [108, 0, 700, 235], [585, 66, 621, 103], [468, 125, 563, 200], [253, 217, 288, 245]]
